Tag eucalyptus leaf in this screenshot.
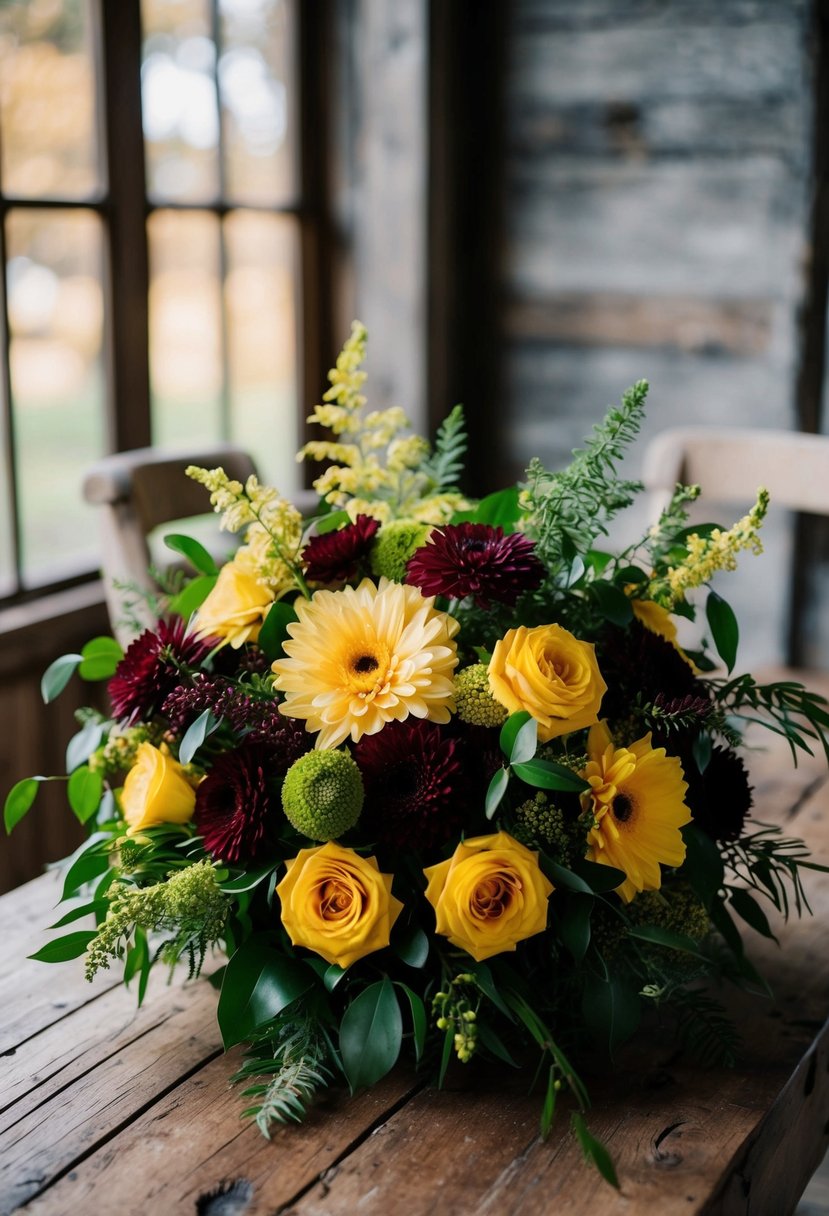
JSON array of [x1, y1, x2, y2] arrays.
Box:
[[179, 708, 220, 766], [392, 922, 430, 969], [66, 720, 107, 774], [509, 715, 538, 766], [512, 758, 589, 794], [340, 978, 403, 1093], [78, 636, 124, 681], [4, 776, 44, 834], [67, 765, 104, 824], [485, 767, 510, 819], [41, 654, 82, 704], [164, 532, 219, 575], [499, 711, 532, 759]]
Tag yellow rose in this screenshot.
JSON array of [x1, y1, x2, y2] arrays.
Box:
[[276, 842, 403, 969], [122, 742, 196, 833], [195, 559, 275, 648], [424, 831, 553, 962], [487, 623, 606, 742]]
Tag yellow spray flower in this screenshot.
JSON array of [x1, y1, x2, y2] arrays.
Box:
[[272, 577, 459, 748], [580, 722, 691, 903], [424, 831, 553, 962]]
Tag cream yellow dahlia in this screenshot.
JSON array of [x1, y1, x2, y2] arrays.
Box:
[[580, 722, 691, 903], [271, 577, 459, 748]]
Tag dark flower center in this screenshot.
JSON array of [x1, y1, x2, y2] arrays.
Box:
[[353, 654, 379, 674], [612, 793, 634, 823]]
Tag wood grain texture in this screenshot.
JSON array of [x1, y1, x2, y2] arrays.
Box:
[[1, 677, 826, 1215]]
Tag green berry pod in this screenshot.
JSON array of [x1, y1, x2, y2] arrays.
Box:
[[281, 749, 364, 841]]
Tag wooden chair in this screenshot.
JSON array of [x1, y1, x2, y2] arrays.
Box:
[[642, 425, 829, 515], [82, 444, 260, 644]]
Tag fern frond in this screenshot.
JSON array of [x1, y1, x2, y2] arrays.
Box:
[[669, 987, 740, 1067], [234, 1016, 334, 1135], [421, 404, 467, 490], [520, 381, 648, 573]]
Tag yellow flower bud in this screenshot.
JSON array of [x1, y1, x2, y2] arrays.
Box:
[[121, 742, 196, 833]]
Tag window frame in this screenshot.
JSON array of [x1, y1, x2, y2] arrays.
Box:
[[0, 0, 332, 609]]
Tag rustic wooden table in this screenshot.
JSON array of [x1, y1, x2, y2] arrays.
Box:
[[2, 705, 829, 1215]]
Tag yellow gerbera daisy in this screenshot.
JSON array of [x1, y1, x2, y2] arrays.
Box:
[[271, 577, 459, 748], [580, 722, 691, 903]]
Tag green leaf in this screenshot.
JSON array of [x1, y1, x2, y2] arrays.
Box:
[[728, 887, 778, 942], [395, 982, 427, 1063], [509, 715, 538, 765], [179, 708, 220, 765], [219, 863, 277, 894], [66, 720, 107, 774], [392, 922, 429, 969], [692, 732, 712, 775], [544, 858, 593, 896], [61, 847, 111, 901], [164, 532, 219, 576], [628, 923, 709, 960], [571, 858, 627, 894], [571, 1112, 619, 1189], [29, 930, 97, 963], [257, 601, 298, 663], [681, 823, 724, 908], [217, 937, 314, 1049], [340, 977, 403, 1093], [589, 581, 633, 626], [313, 510, 351, 536], [512, 758, 589, 794], [499, 710, 532, 759], [437, 1025, 454, 1088], [78, 636, 124, 681], [540, 1065, 557, 1140], [476, 1021, 518, 1068], [581, 972, 641, 1054], [324, 963, 348, 992], [4, 776, 43, 834], [706, 590, 739, 672], [613, 565, 648, 587], [67, 765, 104, 824], [485, 766, 510, 819], [41, 654, 82, 703], [558, 894, 593, 962], [466, 960, 514, 1020], [471, 486, 521, 529], [48, 899, 110, 929], [168, 574, 218, 620]]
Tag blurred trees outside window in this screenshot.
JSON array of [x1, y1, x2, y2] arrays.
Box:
[[0, 0, 303, 603]]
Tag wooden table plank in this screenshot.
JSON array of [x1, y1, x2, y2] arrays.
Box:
[[2, 684, 827, 1215]]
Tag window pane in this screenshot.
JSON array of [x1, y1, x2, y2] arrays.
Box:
[[6, 209, 106, 586], [141, 0, 220, 203], [148, 209, 224, 447], [225, 211, 298, 492], [0, 0, 101, 199], [219, 0, 297, 206]]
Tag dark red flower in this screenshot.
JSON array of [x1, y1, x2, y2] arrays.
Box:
[[405, 523, 544, 607], [108, 619, 214, 724], [354, 720, 469, 850], [301, 514, 380, 584], [195, 743, 280, 863], [683, 744, 753, 843]]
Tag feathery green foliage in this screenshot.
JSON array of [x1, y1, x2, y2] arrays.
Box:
[[722, 822, 829, 920], [520, 381, 648, 573], [668, 986, 740, 1067], [421, 404, 467, 491], [713, 674, 829, 764], [235, 1014, 334, 1134]]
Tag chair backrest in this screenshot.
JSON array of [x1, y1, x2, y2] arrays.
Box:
[[83, 444, 259, 643], [642, 427, 829, 517]]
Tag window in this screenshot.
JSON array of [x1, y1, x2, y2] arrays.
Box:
[[0, 0, 326, 605]]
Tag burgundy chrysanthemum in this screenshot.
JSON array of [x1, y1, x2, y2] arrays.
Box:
[[195, 744, 280, 863], [108, 619, 215, 724], [354, 720, 469, 850], [682, 744, 754, 843], [301, 514, 380, 584], [405, 523, 544, 607]]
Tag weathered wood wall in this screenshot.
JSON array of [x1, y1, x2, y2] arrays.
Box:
[[497, 0, 813, 668]]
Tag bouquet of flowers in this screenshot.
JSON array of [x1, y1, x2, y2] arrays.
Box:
[[7, 322, 829, 1183]]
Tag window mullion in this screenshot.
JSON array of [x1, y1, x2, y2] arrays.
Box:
[[99, 0, 152, 454], [0, 208, 22, 595]]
